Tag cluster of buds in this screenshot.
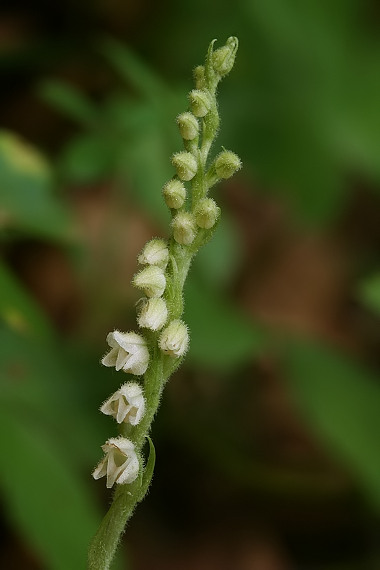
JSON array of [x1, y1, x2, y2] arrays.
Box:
[[93, 36, 240, 491]]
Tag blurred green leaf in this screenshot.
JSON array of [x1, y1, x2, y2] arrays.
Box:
[[0, 130, 70, 239], [59, 132, 117, 183], [0, 409, 99, 570], [0, 262, 52, 339], [283, 339, 380, 510], [358, 273, 380, 316], [38, 80, 99, 127], [195, 214, 242, 289], [184, 277, 265, 370], [99, 37, 168, 100]]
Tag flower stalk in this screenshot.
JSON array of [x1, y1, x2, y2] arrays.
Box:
[[88, 36, 241, 570]]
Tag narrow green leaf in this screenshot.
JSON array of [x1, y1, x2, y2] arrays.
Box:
[[99, 37, 167, 99], [0, 411, 99, 570], [38, 80, 99, 127], [0, 130, 70, 239], [139, 437, 156, 502]]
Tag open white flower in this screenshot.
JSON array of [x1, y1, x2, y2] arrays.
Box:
[[92, 437, 139, 488], [101, 331, 149, 375], [100, 382, 145, 425]]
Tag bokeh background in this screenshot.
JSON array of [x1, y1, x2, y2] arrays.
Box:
[[1, 1, 380, 569]]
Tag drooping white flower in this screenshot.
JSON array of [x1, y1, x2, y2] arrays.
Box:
[[138, 239, 169, 269], [133, 265, 166, 298], [101, 331, 149, 375], [138, 297, 168, 331], [158, 319, 189, 357], [100, 382, 145, 425], [92, 437, 139, 488]]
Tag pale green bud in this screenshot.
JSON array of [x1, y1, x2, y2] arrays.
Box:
[[212, 36, 238, 77], [162, 179, 186, 209], [172, 212, 197, 245], [194, 198, 220, 229], [138, 297, 168, 331], [138, 239, 169, 269], [171, 151, 198, 181], [215, 150, 242, 179], [133, 265, 166, 298], [177, 112, 199, 140], [158, 319, 189, 357], [188, 89, 212, 118], [193, 65, 206, 89]]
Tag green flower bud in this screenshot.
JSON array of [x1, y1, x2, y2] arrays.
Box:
[[194, 198, 220, 229], [215, 150, 242, 179], [193, 65, 206, 89], [212, 36, 238, 77], [188, 89, 212, 118], [162, 179, 186, 209], [172, 212, 197, 245], [171, 151, 198, 181], [176, 112, 199, 141]]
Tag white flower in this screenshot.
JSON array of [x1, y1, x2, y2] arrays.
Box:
[[138, 297, 168, 331], [133, 265, 166, 298], [138, 239, 169, 269], [158, 319, 189, 357], [100, 382, 145, 425], [101, 331, 149, 375], [92, 437, 139, 488]]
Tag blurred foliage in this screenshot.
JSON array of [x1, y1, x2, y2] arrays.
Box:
[[0, 0, 380, 568]]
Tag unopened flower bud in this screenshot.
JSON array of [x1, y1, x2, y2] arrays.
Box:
[[194, 198, 220, 229], [212, 36, 238, 77], [193, 65, 206, 89], [158, 319, 189, 357], [100, 382, 145, 425], [176, 112, 199, 141], [92, 437, 139, 488], [133, 265, 166, 297], [215, 150, 242, 179], [138, 239, 169, 269], [162, 179, 186, 209], [138, 297, 168, 331], [188, 89, 212, 118], [171, 151, 198, 181], [172, 212, 197, 245]]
